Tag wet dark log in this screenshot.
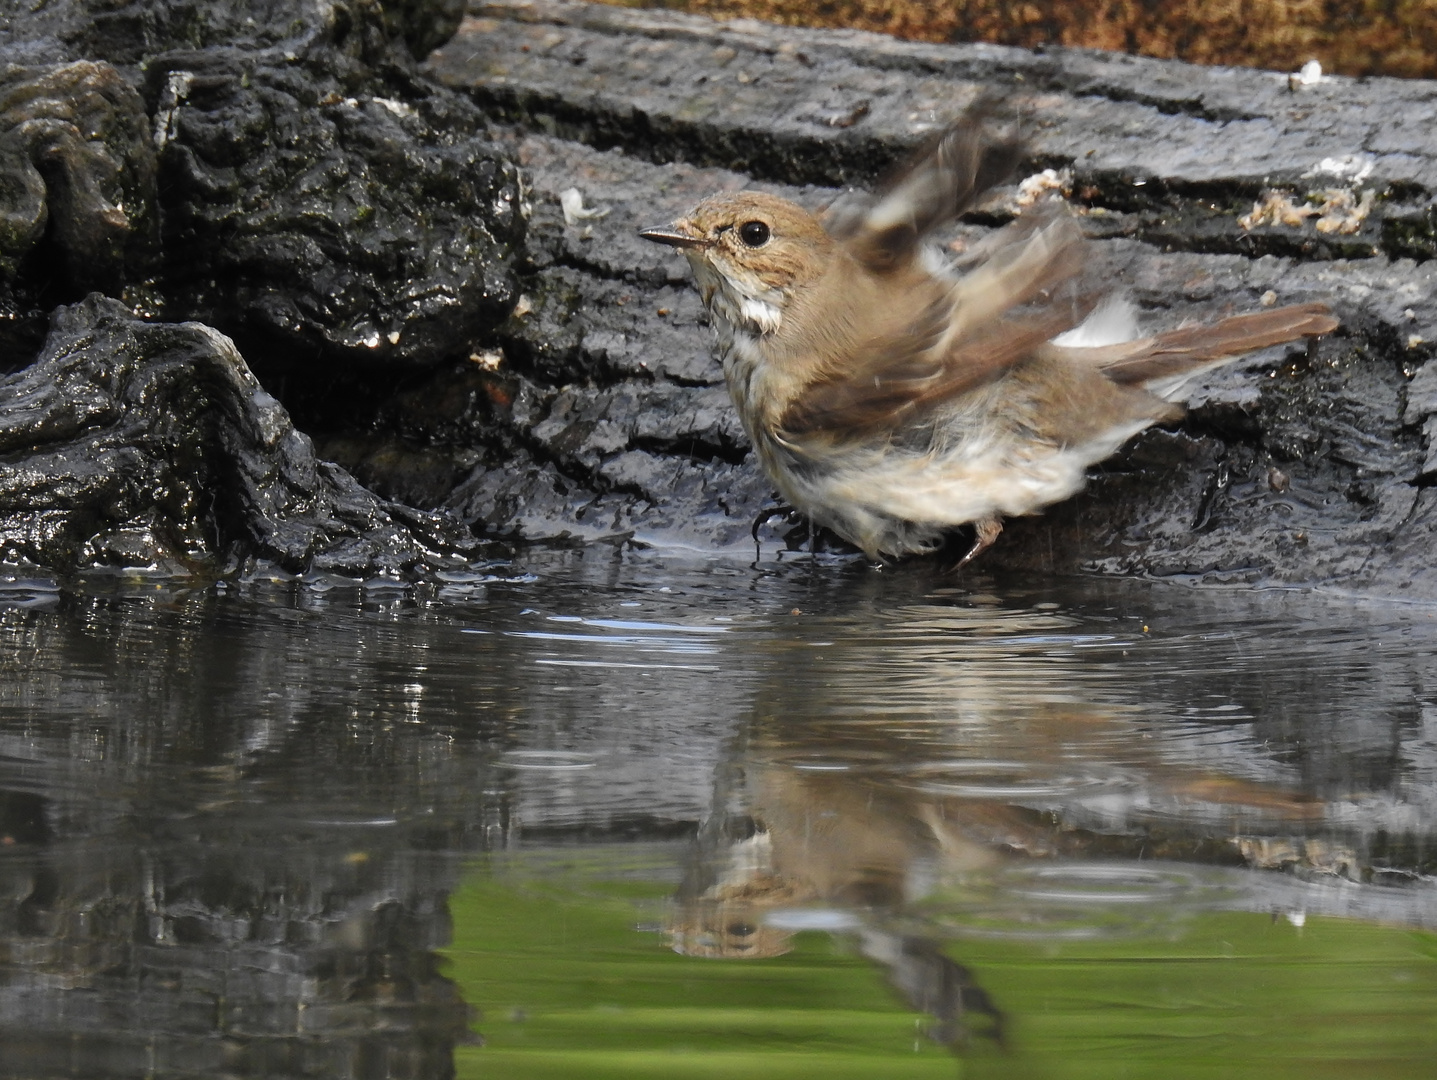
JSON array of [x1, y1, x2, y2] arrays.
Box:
[[0, 0, 523, 576], [0, 59, 158, 363], [145, 49, 525, 374], [1, 0, 526, 374], [0, 295, 486, 577]]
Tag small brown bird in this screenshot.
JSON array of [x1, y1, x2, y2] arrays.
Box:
[[640, 119, 1338, 565]]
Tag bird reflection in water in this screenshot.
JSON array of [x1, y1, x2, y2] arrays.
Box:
[[671, 750, 1010, 1047], [667, 625, 1327, 1051]]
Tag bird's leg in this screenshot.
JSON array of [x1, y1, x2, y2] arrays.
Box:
[[751, 503, 798, 544], [952, 516, 1003, 571], [752, 503, 804, 561]]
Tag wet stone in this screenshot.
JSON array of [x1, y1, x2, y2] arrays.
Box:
[[0, 295, 487, 578], [148, 54, 526, 372], [0, 59, 159, 362]]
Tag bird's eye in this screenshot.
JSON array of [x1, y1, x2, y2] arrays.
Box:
[[738, 220, 770, 247]]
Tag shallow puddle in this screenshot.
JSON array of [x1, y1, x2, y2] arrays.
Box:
[[2, 548, 1435, 1077]]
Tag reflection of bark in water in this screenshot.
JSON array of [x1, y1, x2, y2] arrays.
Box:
[[0, 594, 521, 1080], [0, 787, 476, 1079]]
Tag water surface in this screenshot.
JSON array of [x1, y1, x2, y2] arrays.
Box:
[[2, 549, 1435, 1077]]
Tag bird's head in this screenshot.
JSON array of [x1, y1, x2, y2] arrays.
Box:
[[640, 191, 834, 335]]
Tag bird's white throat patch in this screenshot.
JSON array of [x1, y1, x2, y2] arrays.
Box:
[[689, 254, 784, 335], [736, 295, 782, 334]]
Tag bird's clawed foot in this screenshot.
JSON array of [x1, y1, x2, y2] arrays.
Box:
[[951, 516, 1003, 572], [752, 503, 808, 561], [751, 504, 861, 559], [751, 503, 801, 545]]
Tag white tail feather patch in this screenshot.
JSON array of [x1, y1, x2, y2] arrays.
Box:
[[1050, 295, 1140, 348]]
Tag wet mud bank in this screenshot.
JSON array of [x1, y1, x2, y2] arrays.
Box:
[[4, 0, 1437, 594]]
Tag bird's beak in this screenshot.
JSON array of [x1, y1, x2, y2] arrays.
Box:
[[639, 221, 710, 249]]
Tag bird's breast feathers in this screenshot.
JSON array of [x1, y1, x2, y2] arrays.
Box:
[[755, 398, 1153, 558]]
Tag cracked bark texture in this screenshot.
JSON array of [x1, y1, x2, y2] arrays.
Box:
[[404, 0, 1437, 596], [2, 0, 1436, 593]]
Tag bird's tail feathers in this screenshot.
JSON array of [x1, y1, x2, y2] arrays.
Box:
[[1061, 302, 1339, 398]]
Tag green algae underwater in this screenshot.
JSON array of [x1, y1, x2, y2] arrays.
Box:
[[446, 853, 1437, 1079]]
